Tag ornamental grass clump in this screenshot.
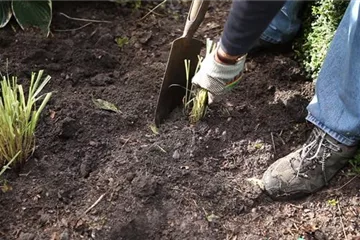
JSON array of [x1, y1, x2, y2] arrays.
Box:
[[184, 39, 216, 124], [0, 70, 52, 173]]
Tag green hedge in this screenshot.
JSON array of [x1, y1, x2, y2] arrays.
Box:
[[293, 0, 349, 80]]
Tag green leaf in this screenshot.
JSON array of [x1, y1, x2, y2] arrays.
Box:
[[11, 0, 52, 36], [0, 1, 12, 28], [93, 98, 121, 113], [327, 199, 339, 206], [115, 37, 129, 48]]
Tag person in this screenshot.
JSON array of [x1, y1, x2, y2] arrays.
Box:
[[252, 0, 304, 52], [192, 0, 359, 200]]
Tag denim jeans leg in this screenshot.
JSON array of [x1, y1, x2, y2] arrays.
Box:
[[261, 0, 304, 44], [306, 0, 360, 146]]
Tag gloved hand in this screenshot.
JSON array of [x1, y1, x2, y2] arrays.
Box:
[[192, 47, 246, 103]]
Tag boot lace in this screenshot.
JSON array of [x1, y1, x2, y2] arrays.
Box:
[[295, 128, 341, 184]]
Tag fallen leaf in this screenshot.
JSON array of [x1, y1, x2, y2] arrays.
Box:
[[150, 124, 159, 135], [1, 181, 12, 193], [246, 177, 264, 190], [206, 213, 219, 222], [93, 98, 121, 113]]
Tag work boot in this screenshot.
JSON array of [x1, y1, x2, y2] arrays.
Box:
[[248, 38, 293, 55], [262, 127, 358, 200]]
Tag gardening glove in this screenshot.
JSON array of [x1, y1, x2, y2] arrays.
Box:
[[192, 48, 246, 103]]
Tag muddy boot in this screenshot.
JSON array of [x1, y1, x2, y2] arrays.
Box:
[[262, 127, 358, 200]]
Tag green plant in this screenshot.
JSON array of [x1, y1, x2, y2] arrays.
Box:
[[349, 153, 360, 175], [0, 69, 52, 171], [115, 37, 129, 48], [327, 198, 339, 206], [183, 39, 217, 124], [293, 0, 348, 80], [0, 1, 52, 36], [0, 151, 19, 179]]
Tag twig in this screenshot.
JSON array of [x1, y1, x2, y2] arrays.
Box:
[[84, 193, 106, 214], [54, 22, 92, 32], [337, 203, 348, 240], [145, 9, 165, 17], [335, 175, 358, 191], [154, 144, 167, 153], [270, 132, 276, 154], [276, 132, 286, 145], [120, 138, 131, 152], [138, 0, 167, 21], [59, 12, 111, 23], [19, 171, 32, 177]]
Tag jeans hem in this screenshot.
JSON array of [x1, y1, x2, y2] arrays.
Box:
[[306, 114, 358, 146]]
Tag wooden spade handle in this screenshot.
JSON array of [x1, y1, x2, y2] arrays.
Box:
[[182, 0, 210, 39]]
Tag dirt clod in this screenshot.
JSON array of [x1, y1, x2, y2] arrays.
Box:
[[131, 175, 159, 198], [58, 117, 79, 139]]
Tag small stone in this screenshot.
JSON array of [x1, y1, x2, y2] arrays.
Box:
[[39, 213, 51, 225], [18, 233, 35, 240], [61, 218, 68, 227], [267, 85, 276, 93], [125, 172, 135, 182], [89, 73, 113, 87], [246, 61, 257, 71], [60, 229, 70, 240], [89, 141, 98, 147], [139, 31, 152, 44], [80, 161, 92, 178], [221, 131, 227, 141], [108, 178, 114, 186], [172, 150, 180, 159]]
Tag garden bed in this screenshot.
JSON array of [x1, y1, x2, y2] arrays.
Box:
[[0, 2, 359, 239]]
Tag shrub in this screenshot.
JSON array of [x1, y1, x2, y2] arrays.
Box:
[[293, 0, 348, 80]]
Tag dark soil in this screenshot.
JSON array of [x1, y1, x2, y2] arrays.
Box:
[[0, 2, 359, 240]]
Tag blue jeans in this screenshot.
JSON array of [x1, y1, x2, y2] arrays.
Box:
[[261, 1, 304, 44], [307, 0, 360, 146]]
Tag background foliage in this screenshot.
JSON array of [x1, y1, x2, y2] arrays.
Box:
[[293, 0, 349, 80], [0, 0, 52, 36]]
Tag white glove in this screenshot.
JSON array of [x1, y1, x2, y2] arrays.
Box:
[[192, 49, 246, 100]]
